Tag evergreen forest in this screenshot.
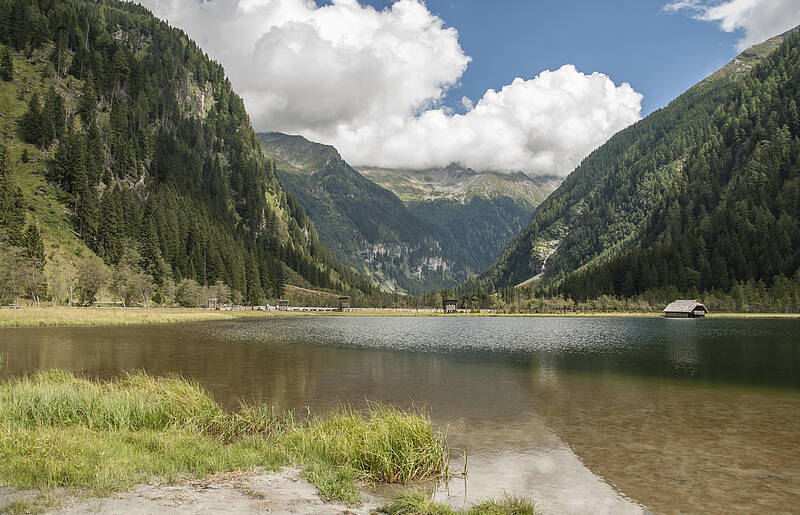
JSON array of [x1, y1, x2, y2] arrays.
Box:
[[0, 0, 373, 307], [473, 27, 800, 311]]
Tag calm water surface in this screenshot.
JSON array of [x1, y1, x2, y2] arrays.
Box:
[[2, 316, 800, 514]]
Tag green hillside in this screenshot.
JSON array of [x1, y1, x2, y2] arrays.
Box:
[[0, 0, 371, 307], [260, 134, 559, 293], [259, 132, 454, 294], [478, 26, 800, 301]]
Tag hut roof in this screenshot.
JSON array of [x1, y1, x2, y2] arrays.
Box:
[[663, 300, 708, 313]]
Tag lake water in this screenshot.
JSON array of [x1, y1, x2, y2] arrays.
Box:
[[1, 316, 799, 514]]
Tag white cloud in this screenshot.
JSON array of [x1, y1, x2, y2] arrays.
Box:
[[333, 65, 642, 174], [665, 0, 800, 50], [135, 0, 642, 176]]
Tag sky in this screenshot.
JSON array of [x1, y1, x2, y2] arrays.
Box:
[[134, 0, 800, 176]]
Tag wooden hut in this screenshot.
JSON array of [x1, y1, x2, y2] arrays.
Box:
[[277, 300, 289, 311], [663, 300, 708, 318], [338, 296, 351, 312], [443, 299, 458, 313]]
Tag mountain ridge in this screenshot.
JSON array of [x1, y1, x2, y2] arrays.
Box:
[[259, 133, 559, 293], [476, 26, 800, 299]]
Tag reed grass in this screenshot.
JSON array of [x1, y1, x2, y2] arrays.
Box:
[[0, 371, 448, 501]]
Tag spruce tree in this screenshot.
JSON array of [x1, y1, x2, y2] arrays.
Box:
[[42, 87, 66, 141], [0, 47, 13, 81], [20, 95, 42, 146], [22, 223, 45, 270], [0, 144, 26, 245]]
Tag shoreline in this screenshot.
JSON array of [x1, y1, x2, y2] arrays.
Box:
[[0, 306, 798, 328], [0, 371, 538, 515], [1, 468, 382, 515]]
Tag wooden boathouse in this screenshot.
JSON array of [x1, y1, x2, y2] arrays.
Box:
[[663, 300, 708, 318]]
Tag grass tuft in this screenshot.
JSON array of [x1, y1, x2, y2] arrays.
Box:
[[0, 371, 448, 502], [377, 490, 538, 515], [0, 499, 36, 515], [280, 403, 449, 485], [469, 494, 537, 515], [378, 490, 454, 515]]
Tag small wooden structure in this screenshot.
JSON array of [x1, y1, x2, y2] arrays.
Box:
[[207, 298, 218, 310], [443, 299, 458, 314], [277, 300, 289, 311], [338, 296, 351, 312], [663, 300, 708, 318]]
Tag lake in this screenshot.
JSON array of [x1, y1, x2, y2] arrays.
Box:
[[2, 316, 799, 513]]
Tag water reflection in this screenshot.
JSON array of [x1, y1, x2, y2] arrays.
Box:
[[2, 316, 800, 513]]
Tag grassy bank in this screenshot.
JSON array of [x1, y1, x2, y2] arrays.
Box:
[[0, 307, 275, 328], [2, 306, 798, 329], [0, 370, 448, 505], [0, 306, 661, 328]]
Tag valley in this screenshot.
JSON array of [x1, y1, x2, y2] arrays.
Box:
[[260, 133, 559, 293]]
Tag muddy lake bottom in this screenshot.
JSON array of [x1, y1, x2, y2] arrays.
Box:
[[2, 316, 799, 514]]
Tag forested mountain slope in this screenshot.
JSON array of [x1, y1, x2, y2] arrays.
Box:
[[478, 27, 800, 299], [0, 0, 371, 306], [260, 134, 559, 293], [259, 132, 457, 294]]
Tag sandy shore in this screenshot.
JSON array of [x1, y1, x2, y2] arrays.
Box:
[[1, 468, 382, 514]]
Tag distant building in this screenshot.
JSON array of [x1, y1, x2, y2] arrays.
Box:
[[207, 298, 218, 310], [663, 300, 708, 318], [277, 300, 289, 311], [443, 299, 458, 313], [338, 296, 351, 312]]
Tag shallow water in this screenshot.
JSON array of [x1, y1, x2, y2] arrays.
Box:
[[1, 316, 799, 513]]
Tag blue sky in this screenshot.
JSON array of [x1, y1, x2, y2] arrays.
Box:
[[359, 0, 740, 115]]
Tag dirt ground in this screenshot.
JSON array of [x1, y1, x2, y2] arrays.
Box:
[[0, 468, 382, 514]]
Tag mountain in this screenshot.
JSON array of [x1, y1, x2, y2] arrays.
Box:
[[259, 132, 454, 293], [359, 164, 560, 282], [357, 164, 557, 205], [0, 0, 372, 305], [479, 27, 800, 300], [259, 133, 560, 293]]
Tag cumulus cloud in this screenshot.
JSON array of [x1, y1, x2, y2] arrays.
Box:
[[135, 0, 642, 176], [335, 65, 642, 174], [665, 0, 800, 50]]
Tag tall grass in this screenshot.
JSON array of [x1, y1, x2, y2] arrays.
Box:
[[282, 403, 449, 483], [0, 371, 448, 500]]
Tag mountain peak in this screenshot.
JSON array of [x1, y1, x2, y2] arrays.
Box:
[[704, 24, 800, 83], [258, 132, 341, 170]]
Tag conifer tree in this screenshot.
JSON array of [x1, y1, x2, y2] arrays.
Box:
[[42, 87, 66, 142], [22, 223, 45, 269], [99, 187, 125, 264], [20, 94, 42, 146], [0, 47, 13, 81], [78, 81, 98, 127], [0, 144, 25, 245]]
